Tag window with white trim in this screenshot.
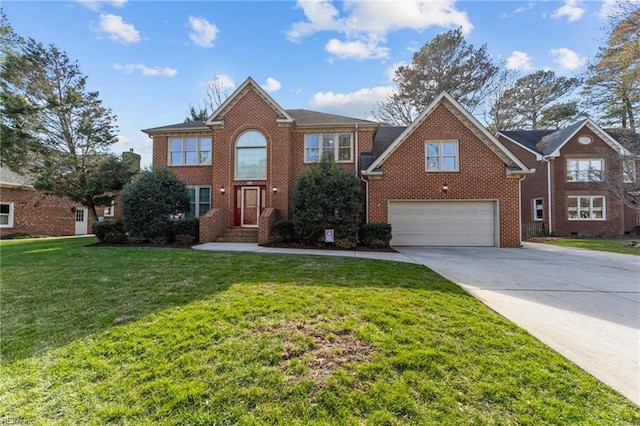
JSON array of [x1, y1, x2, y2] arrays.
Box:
[[0, 202, 14, 227], [304, 133, 353, 163], [533, 198, 543, 221], [236, 130, 267, 180], [623, 158, 636, 183], [567, 196, 605, 220], [426, 141, 459, 171], [169, 137, 212, 165], [186, 186, 211, 218], [567, 159, 603, 182]]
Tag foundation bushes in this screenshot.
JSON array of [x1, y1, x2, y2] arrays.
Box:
[[92, 220, 128, 244], [269, 219, 295, 244], [360, 223, 392, 248]]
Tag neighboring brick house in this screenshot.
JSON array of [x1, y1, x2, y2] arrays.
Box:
[[497, 119, 639, 237], [1, 166, 95, 237], [0, 151, 141, 238], [144, 78, 532, 247]]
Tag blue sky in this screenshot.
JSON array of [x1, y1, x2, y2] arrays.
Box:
[[3, 0, 628, 167]]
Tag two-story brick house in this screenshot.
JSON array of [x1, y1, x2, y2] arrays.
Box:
[[144, 77, 532, 247], [498, 119, 639, 237]]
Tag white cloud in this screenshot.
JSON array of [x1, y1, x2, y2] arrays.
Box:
[[551, 0, 585, 23], [113, 63, 178, 77], [207, 74, 236, 90], [188, 16, 219, 48], [550, 48, 586, 70], [261, 77, 282, 93], [287, 0, 473, 60], [506, 51, 533, 71], [309, 86, 393, 118], [97, 13, 140, 44], [325, 38, 389, 60], [77, 0, 127, 12]]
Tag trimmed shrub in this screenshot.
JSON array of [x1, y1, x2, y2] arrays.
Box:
[[293, 158, 362, 244], [172, 217, 199, 243], [360, 223, 392, 247], [92, 220, 126, 243], [271, 219, 295, 243], [335, 238, 357, 250], [121, 168, 190, 243]]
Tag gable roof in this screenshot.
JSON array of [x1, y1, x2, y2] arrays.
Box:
[[206, 77, 294, 126], [497, 119, 634, 158], [365, 92, 530, 174]]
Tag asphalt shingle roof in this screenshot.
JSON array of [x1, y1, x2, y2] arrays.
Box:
[[499, 130, 555, 154], [0, 166, 34, 186], [539, 119, 588, 155], [285, 109, 377, 126], [143, 110, 378, 134]]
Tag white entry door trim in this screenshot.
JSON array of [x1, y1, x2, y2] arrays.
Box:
[[74, 207, 88, 235]]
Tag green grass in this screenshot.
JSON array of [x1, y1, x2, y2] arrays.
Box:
[[1, 237, 638, 425], [541, 237, 640, 255]]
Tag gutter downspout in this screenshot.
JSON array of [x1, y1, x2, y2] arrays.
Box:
[[360, 175, 369, 223], [518, 174, 525, 247], [354, 124, 359, 178], [545, 158, 553, 235]]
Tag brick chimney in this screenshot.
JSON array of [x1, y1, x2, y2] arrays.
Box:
[[122, 148, 141, 171]]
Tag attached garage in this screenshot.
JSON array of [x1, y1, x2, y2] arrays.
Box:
[[388, 200, 498, 246]]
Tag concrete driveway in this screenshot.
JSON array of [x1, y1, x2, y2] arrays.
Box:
[[396, 242, 640, 405]]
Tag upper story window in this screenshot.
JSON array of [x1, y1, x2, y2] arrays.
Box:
[[304, 134, 353, 163], [426, 141, 458, 172], [186, 186, 211, 218], [169, 137, 212, 165], [0, 202, 14, 228], [566, 159, 603, 182], [236, 130, 267, 180], [623, 158, 637, 183], [567, 196, 605, 220]]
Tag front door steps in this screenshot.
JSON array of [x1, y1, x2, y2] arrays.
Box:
[[215, 227, 258, 243]]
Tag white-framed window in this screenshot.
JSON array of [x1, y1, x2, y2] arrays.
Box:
[[236, 130, 267, 180], [169, 136, 212, 165], [567, 159, 603, 182], [533, 198, 544, 221], [186, 186, 211, 218], [104, 201, 115, 217], [567, 196, 605, 220], [304, 133, 353, 163], [0, 202, 14, 227], [623, 158, 636, 183], [426, 141, 459, 172]]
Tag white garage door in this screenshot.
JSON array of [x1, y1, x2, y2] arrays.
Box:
[[388, 201, 497, 246]]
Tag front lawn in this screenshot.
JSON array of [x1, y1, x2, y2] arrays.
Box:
[[1, 237, 638, 424], [539, 237, 640, 255]]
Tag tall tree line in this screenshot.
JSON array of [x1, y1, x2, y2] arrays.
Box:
[[373, 1, 638, 135]]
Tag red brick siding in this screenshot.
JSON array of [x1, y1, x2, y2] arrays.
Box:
[[550, 128, 633, 237], [0, 187, 97, 237], [367, 104, 522, 247], [499, 137, 548, 228]]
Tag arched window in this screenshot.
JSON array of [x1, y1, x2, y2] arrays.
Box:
[[236, 130, 267, 180]]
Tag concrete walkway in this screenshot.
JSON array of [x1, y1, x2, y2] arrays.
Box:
[[192, 241, 640, 405]]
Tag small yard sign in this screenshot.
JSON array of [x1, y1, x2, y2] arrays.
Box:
[[324, 229, 335, 243]]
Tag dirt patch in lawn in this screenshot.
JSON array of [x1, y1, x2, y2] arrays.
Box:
[[254, 318, 374, 387]]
